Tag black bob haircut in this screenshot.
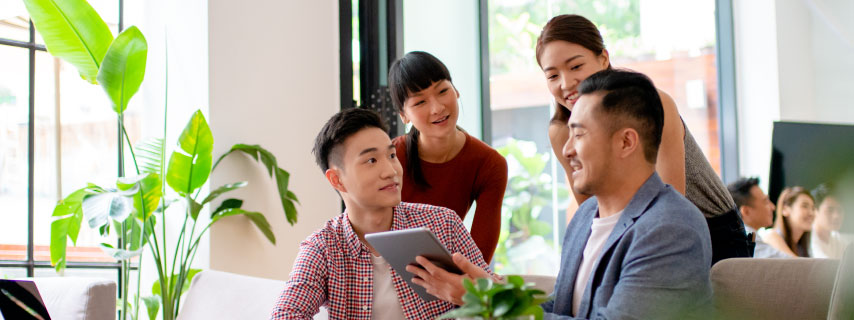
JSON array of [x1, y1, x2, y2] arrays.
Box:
[[312, 108, 389, 172], [577, 69, 664, 163], [728, 177, 761, 208], [387, 51, 452, 189]]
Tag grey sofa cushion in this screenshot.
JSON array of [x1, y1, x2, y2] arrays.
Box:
[[711, 258, 839, 320], [828, 243, 854, 320]]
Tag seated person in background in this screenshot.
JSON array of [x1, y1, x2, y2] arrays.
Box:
[[408, 70, 713, 319], [727, 177, 792, 258], [271, 108, 490, 320], [760, 187, 815, 257], [810, 184, 850, 259]]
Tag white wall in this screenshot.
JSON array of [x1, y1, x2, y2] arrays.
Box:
[[207, 0, 341, 280], [734, 0, 854, 189]]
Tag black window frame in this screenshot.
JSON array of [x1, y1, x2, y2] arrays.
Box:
[[0, 0, 135, 296]]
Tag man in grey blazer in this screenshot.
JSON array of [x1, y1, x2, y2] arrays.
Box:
[[408, 69, 713, 319]]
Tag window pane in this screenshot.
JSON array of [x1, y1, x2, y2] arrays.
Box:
[[0, 2, 30, 42], [34, 266, 118, 280], [31, 55, 118, 264], [0, 45, 30, 261], [488, 0, 721, 275], [0, 267, 28, 279]]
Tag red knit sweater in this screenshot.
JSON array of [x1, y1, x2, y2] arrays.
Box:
[[392, 133, 508, 262]]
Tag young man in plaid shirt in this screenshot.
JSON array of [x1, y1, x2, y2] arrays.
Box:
[[271, 108, 492, 320]]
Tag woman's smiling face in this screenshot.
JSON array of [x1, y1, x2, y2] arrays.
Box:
[[399, 80, 460, 138], [540, 40, 610, 110]]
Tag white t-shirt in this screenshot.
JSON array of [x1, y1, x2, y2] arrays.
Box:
[[573, 210, 623, 316], [370, 255, 406, 320]]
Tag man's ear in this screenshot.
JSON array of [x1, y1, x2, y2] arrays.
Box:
[[325, 168, 347, 193], [739, 205, 751, 219], [615, 128, 640, 159]]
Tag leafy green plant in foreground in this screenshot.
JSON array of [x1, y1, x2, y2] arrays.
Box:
[[438, 275, 551, 320]]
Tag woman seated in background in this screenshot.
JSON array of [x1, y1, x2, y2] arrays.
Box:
[[387, 51, 508, 263], [810, 184, 850, 258], [536, 14, 751, 264], [762, 187, 815, 257]]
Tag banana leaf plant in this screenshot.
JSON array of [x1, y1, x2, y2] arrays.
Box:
[[23, 0, 299, 319]]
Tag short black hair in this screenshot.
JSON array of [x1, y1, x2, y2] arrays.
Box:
[[728, 177, 760, 208], [312, 108, 389, 172], [811, 183, 836, 207], [577, 69, 664, 163]]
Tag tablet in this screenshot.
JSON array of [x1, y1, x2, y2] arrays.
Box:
[[364, 227, 462, 302]]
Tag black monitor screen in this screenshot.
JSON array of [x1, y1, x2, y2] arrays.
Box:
[[769, 121, 854, 232]]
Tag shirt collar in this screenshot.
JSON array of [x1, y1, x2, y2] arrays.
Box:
[[342, 204, 407, 257]]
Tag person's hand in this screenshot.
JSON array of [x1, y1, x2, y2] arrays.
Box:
[[405, 252, 491, 305]]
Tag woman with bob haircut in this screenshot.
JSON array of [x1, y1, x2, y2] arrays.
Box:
[[536, 14, 751, 264], [387, 51, 508, 263]]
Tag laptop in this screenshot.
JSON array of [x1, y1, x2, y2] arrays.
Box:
[[0, 279, 51, 320]]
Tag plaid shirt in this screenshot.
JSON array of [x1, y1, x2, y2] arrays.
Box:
[[271, 202, 491, 320]]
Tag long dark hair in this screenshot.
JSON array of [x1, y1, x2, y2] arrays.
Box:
[[775, 186, 814, 257], [387, 51, 452, 189], [535, 14, 610, 125]]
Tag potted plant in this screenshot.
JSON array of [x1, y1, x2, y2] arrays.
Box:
[[438, 275, 551, 320], [21, 0, 298, 319]]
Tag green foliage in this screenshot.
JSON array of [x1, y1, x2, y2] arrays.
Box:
[[214, 144, 299, 225], [28, 1, 299, 319], [438, 276, 551, 320], [167, 110, 214, 195], [97, 26, 148, 113], [488, 0, 641, 76], [22, 0, 113, 83], [493, 139, 568, 274]]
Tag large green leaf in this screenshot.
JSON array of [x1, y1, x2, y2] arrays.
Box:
[[213, 144, 299, 225], [211, 208, 276, 244], [50, 185, 101, 272], [142, 296, 160, 320], [201, 181, 247, 206], [117, 173, 161, 220], [81, 186, 137, 229], [22, 0, 113, 83], [97, 26, 147, 113], [166, 110, 213, 195], [137, 137, 165, 175]]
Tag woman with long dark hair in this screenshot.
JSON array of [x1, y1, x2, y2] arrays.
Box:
[[388, 51, 508, 262], [762, 187, 815, 257], [536, 14, 751, 264]]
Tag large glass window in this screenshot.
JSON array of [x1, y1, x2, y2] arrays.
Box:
[[0, 0, 125, 283], [488, 0, 722, 275]]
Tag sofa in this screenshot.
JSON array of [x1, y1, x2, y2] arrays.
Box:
[[177, 270, 556, 319], [30, 277, 117, 320], [711, 243, 853, 320]]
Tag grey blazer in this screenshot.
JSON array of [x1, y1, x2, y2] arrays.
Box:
[[543, 173, 713, 320]]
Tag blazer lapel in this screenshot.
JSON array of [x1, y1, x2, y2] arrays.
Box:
[[576, 173, 665, 318], [554, 202, 595, 316]]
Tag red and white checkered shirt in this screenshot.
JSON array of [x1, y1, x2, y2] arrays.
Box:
[[271, 202, 491, 320]]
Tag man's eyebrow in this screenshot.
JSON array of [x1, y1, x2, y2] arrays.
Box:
[[542, 55, 583, 72], [358, 147, 378, 156], [569, 123, 585, 129]]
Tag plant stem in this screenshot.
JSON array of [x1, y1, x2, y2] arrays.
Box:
[[160, 32, 170, 320]]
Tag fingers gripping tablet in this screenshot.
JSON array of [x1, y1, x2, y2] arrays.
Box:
[[364, 227, 461, 301]]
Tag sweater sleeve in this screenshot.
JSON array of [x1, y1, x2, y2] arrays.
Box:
[[470, 149, 508, 263]]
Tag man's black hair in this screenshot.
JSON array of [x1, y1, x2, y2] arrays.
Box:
[[312, 108, 389, 172], [727, 177, 760, 208], [577, 69, 664, 163]]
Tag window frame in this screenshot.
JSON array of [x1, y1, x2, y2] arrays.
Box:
[[0, 0, 133, 293]]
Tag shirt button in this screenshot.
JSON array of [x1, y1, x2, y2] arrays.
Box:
[[364, 277, 370, 282], [362, 305, 369, 311]]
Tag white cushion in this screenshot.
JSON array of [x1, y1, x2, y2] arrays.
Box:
[[31, 277, 116, 320], [177, 270, 328, 320]]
